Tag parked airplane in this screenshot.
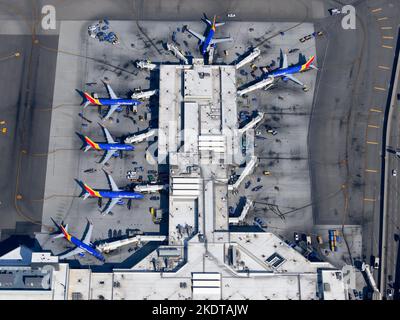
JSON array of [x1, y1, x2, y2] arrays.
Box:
[[264, 50, 317, 89], [51, 218, 105, 262], [77, 171, 144, 215], [80, 81, 141, 120], [79, 123, 134, 165], [185, 14, 232, 55]]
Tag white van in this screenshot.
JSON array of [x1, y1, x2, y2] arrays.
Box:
[[374, 257, 380, 269]]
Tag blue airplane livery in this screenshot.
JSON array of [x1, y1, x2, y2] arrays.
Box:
[[81, 81, 141, 120], [186, 15, 232, 56], [51, 218, 105, 262], [78, 170, 144, 215], [264, 50, 317, 88], [80, 123, 135, 165]]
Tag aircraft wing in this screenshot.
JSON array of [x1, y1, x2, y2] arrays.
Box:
[[103, 104, 119, 120], [210, 37, 232, 44], [105, 172, 120, 191], [101, 125, 115, 144], [99, 150, 115, 165], [282, 52, 288, 69], [186, 28, 205, 42], [105, 83, 119, 99], [101, 197, 120, 216], [284, 74, 304, 87], [81, 222, 93, 245], [58, 247, 84, 260]]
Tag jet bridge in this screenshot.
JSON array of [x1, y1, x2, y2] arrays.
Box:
[[229, 199, 254, 224], [237, 77, 274, 96], [166, 42, 189, 64], [228, 156, 257, 191], [235, 47, 261, 69], [238, 112, 264, 134]]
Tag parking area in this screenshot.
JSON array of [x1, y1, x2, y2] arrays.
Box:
[[228, 23, 317, 241], [34, 19, 325, 266]]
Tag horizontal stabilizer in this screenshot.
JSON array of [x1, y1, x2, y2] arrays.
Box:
[[50, 218, 68, 239], [53, 233, 64, 239], [210, 37, 232, 44], [75, 179, 95, 199]]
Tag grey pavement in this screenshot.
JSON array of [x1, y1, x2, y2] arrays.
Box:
[[0, 34, 59, 240], [0, 0, 397, 297], [308, 1, 400, 293], [382, 29, 400, 299], [0, 0, 326, 22]]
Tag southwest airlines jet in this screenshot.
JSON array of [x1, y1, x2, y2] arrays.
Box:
[[51, 218, 105, 262], [80, 123, 134, 165], [186, 15, 232, 55], [265, 50, 317, 88], [81, 82, 141, 120], [78, 171, 144, 215]]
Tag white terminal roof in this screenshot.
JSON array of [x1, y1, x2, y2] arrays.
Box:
[[0, 61, 346, 300], [158, 63, 238, 246]]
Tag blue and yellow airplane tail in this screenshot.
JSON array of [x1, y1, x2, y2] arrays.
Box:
[[76, 132, 98, 152], [76, 89, 100, 108], [76, 89, 92, 108], [83, 136, 101, 152], [82, 92, 99, 108], [50, 218, 69, 240], [300, 55, 316, 72], [75, 179, 101, 200], [203, 14, 225, 28]]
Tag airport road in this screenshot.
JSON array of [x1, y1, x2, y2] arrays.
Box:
[[308, 0, 400, 278], [0, 0, 325, 22], [382, 31, 400, 300]]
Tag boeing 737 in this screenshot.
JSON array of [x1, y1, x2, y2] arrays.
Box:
[[77, 171, 144, 215], [185, 14, 232, 55], [80, 81, 141, 120], [79, 123, 134, 165], [51, 218, 105, 262], [264, 50, 317, 89]]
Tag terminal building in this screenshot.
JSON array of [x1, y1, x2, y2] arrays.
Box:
[[0, 59, 347, 300]]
